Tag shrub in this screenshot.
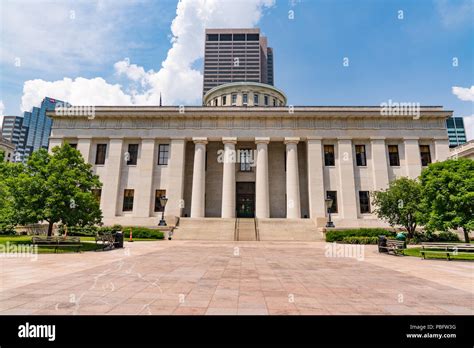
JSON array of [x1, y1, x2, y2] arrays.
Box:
[[341, 236, 379, 244], [122, 227, 164, 239], [325, 228, 395, 242], [57, 225, 98, 236], [410, 231, 460, 244]]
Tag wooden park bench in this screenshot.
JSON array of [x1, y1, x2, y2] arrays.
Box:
[[379, 239, 406, 256], [95, 231, 115, 250], [31, 236, 81, 253], [420, 242, 474, 260]]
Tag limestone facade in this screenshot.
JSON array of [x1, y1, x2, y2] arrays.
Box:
[[47, 103, 452, 228]]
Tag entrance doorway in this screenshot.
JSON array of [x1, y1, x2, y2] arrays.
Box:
[[236, 182, 255, 218]]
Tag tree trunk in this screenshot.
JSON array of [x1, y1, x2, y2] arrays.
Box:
[[47, 221, 54, 237], [463, 228, 470, 244]]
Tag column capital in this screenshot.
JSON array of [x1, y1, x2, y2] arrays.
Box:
[[255, 137, 270, 144], [222, 137, 237, 144], [192, 137, 208, 145], [284, 137, 300, 145]]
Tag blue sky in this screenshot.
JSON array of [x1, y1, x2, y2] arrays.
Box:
[[0, 0, 473, 137]]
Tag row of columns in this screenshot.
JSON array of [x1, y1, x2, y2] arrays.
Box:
[[190, 136, 303, 219], [49, 136, 450, 220]]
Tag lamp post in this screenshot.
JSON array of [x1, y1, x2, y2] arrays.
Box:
[[158, 196, 168, 226], [325, 198, 335, 228]]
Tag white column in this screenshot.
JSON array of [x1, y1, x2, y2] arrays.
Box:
[[255, 137, 270, 218], [134, 139, 155, 217], [434, 138, 450, 162], [190, 137, 207, 218], [285, 137, 301, 219], [101, 138, 124, 218], [221, 137, 237, 218], [404, 137, 421, 178], [337, 138, 358, 219], [370, 137, 389, 190], [76, 138, 92, 163], [48, 138, 62, 152], [306, 137, 326, 220], [166, 138, 186, 218]]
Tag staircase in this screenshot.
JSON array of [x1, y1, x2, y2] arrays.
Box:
[[235, 218, 258, 241]]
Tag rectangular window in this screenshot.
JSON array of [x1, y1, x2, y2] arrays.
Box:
[[239, 149, 252, 172], [253, 93, 259, 105], [355, 145, 367, 166], [420, 145, 431, 166], [326, 191, 338, 214], [127, 144, 139, 165], [222, 95, 227, 105], [123, 189, 134, 212], [243, 93, 248, 105], [91, 189, 102, 203], [388, 145, 400, 166], [264, 95, 269, 106], [95, 144, 107, 165], [158, 144, 169, 165], [324, 145, 335, 166], [231, 94, 237, 105], [154, 189, 166, 212], [359, 191, 371, 214], [273, 98, 277, 106], [70, 143, 78, 149]]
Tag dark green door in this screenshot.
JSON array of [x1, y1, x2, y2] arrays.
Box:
[[236, 182, 255, 218]]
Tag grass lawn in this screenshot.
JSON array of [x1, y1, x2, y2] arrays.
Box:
[[404, 247, 474, 261], [0, 235, 162, 254]]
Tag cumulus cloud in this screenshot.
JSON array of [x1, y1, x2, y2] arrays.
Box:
[[19, 0, 275, 110], [462, 115, 474, 141], [452, 86, 474, 102], [0, 100, 4, 129]]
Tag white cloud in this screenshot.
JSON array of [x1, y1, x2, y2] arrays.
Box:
[[0, 0, 139, 72], [462, 115, 474, 141], [19, 0, 275, 109], [21, 78, 132, 112], [452, 86, 474, 102], [436, 0, 473, 29], [0, 100, 4, 130]]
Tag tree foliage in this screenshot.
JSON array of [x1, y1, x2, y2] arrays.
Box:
[[4, 144, 103, 236], [371, 177, 423, 238], [420, 158, 474, 243]]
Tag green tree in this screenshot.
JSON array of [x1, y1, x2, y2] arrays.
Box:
[[0, 151, 22, 234], [371, 177, 423, 238], [420, 158, 474, 243], [10, 144, 103, 236]]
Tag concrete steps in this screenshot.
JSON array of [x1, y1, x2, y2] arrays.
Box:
[[172, 218, 235, 240], [257, 218, 324, 241], [172, 218, 323, 241], [235, 218, 257, 241]]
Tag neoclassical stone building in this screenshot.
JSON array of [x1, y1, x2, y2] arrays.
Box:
[[47, 82, 452, 240]]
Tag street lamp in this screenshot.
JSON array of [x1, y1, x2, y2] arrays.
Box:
[[325, 198, 335, 228], [158, 196, 168, 226]]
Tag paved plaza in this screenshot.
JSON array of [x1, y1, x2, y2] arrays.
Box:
[[0, 241, 472, 315]]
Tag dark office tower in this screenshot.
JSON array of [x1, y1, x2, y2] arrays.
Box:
[[203, 28, 274, 98], [446, 117, 467, 148], [2, 97, 66, 162]]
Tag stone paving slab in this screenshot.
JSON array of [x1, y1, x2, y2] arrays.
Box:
[[0, 240, 472, 315]]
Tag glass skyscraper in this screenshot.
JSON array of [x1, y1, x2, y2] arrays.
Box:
[[446, 117, 467, 148], [1, 97, 65, 162]]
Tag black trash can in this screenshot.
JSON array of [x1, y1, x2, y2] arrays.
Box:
[[378, 235, 387, 253], [114, 231, 124, 248]]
